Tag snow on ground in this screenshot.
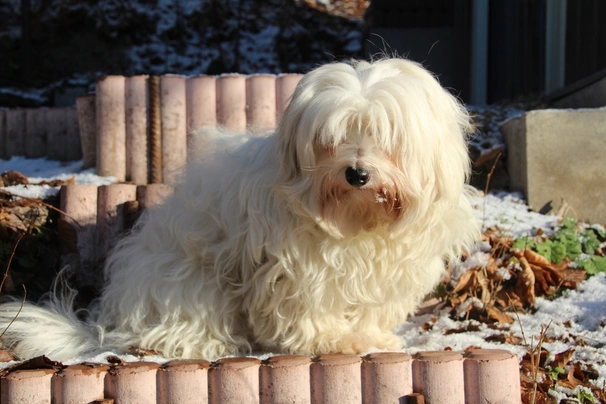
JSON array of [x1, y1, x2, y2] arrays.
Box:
[[1, 156, 605, 395], [0, 156, 116, 199]]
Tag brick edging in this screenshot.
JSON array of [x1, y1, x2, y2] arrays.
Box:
[[0, 349, 521, 403]]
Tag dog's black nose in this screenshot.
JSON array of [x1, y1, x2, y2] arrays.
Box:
[[345, 167, 370, 187]]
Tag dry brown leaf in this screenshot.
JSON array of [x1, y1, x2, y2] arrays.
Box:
[[558, 365, 585, 389], [541, 265, 563, 286], [531, 265, 554, 296], [515, 257, 536, 306], [0, 204, 49, 232], [551, 348, 575, 369], [524, 249, 552, 267], [127, 346, 159, 357], [416, 297, 447, 315], [106, 355, 125, 365], [476, 269, 492, 306], [448, 292, 469, 308], [444, 323, 481, 335], [37, 175, 76, 187], [495, 288, 524, 309], [484, 260, 499, 277], [559, 268, 586, 288], [521, 391, 552, 404], [484, 333, 523, 345], [485, 306, 514, 324], [1, 171, 29, 186], [0, 355, 63, 377], [452, 269, 477, 294], [0, 350, 16, 363]]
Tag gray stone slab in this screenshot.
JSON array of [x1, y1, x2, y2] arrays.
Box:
[[553, 73, 606, 108], [502, 107, 606, 224]]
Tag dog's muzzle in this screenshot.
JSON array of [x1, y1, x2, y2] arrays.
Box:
[[345, 167, 370, 187]]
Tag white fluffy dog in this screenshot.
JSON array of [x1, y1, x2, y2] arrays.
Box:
[[0, 58, 479, 361]]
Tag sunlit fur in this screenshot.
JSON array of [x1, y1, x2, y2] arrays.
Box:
[[0, 58, 479, 361]]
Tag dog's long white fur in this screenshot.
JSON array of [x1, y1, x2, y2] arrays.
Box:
[[0, 58, 480, 361]]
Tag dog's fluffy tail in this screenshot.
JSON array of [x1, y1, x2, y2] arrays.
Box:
[[0, 282, 113, 362]]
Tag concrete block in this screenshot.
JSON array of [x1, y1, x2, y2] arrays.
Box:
[[502, 107, 606, 223], [97, 184, 137, 264], [216, 75, 247, 133], [96, 75, 126, 181], [125, 75, 149, 185], [5, 109, 26, 157], [161, 75, 187, 184], [464, 349, 521, 404], [46, 108, 69, 160], [76, 94, 97, 169], [186, 76, 217, 130], [246, 75, 277, 130], [259, 355, 311, 404], [551, 70, 606, 109], [65, 108, 82, 161], [51, 364, 108, 404], [362, 352, 413, 403], [310, 354, 362, 404], [1, 368, 55, 404], [157, 360, 210, 404], [208, 357, 261, 404], [24, 108, 47, 158], [276, 74, 302, 117], [59, 184, 99, 287], [412, 351, 465, 404], [104, 362, 160, 404], [136, 184, 173, 210]]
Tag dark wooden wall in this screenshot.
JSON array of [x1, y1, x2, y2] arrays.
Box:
[[486, 0, 547, 103], [565, 0, 606, 85], [365, 0, 606, 103]]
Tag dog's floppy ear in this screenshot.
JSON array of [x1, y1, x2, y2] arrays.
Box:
[[275, 62, 357, 182], [276, 100, 302, 181], [377, 58, 473, 204], [424, 76, 473, 204]]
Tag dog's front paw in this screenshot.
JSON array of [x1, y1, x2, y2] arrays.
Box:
[[373, 332, 403, 351], [334, 332, 402, 354], [335, 335, 372, 355]]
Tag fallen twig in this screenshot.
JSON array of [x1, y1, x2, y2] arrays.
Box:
[[0, 189, 82, 229], [0, 285, 27, 340]]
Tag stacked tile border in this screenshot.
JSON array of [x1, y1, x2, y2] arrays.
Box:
[[0, 349, 521, 403], [82, 73, 303, 184], [0, 73, 302, 175], [58, 184, 173, 287], [0, 107, 81, 161]]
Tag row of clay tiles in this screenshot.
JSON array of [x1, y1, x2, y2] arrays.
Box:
[[59, 183, 173, 288], [0, 350, 521, 404], [76, 73, 303, 185], [0, 108, 82, 161]]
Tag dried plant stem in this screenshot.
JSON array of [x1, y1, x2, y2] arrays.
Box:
[[0, 285, 27, 340], [482, 152, 502, 232], [0, 231, 26, 293], [509, 294, 551, 404]]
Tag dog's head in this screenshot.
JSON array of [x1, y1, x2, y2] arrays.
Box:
[[276, 58, 472, 238]]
